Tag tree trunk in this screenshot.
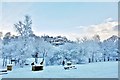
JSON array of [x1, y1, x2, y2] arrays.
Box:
[[89, 58, 91, 63], [35, 58, 38, 64], [2, 58, 5, 67], [108, 57, 109, 61], [5, 57, 7, 66]]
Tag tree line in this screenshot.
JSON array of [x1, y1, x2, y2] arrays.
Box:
[[0, 16, 119, 67]]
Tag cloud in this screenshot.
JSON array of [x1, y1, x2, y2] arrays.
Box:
[[113, 25, 120, 31], [104, 17, 114, 22], [74, 18, 118, 41], [75, 26, 85, 29], [0, 17, 118, 41]]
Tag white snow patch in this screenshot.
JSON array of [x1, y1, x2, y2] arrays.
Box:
[[1, 61, 118, 78]]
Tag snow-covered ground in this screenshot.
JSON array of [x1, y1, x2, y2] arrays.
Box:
[[0, 61, 118, 79]]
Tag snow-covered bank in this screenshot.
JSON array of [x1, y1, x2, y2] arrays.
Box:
[[1, 61, 118, 78]]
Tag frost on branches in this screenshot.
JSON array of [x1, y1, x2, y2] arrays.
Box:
[[2, 16, 34, 67], [45, 35, 119, 66], [0, 16, 119, 67]]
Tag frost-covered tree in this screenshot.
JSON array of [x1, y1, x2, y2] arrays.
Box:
[[47, 42, 85, 65], [92, 35, 102, 62], [80, 35, 102, 63], [14, 15, 33, 67], [14, 15, 33, 36], [102, 35, 118, 61], [59, 42, 77, 61], [2, 32, 11, 66], [36, 38, 54, 65]]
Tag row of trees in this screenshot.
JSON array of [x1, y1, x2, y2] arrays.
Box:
[[46, 35, 119, 66], [0, 16, 119, 67]]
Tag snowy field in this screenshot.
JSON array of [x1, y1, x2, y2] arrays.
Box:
[[0, 61, 118, 79]]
